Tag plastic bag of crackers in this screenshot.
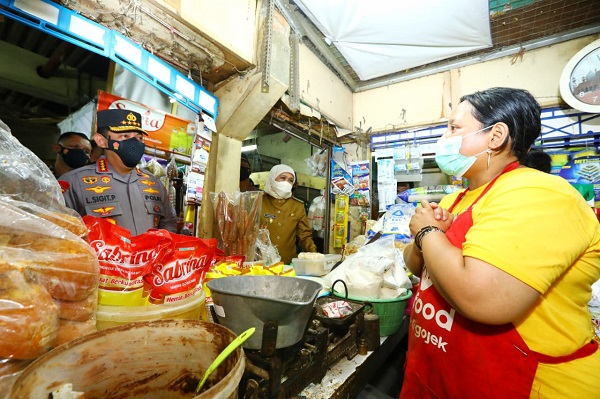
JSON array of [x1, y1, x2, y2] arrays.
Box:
[[0, 119, 100, 393]]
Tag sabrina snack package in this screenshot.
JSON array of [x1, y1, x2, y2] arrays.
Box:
[[84, 216, 173, 306], [0, 119, 100, 391], [143, 232, 219, 305]]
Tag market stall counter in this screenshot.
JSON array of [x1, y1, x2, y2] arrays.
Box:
[[299, 316, 409, 399]]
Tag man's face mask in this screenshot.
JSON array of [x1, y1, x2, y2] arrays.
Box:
[[107, 137, 146, 167], [435, 126, 492, 177], [59, 146, 90, 169]]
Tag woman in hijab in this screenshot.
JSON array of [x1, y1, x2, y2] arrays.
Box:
[[260, 164, 317, 264]]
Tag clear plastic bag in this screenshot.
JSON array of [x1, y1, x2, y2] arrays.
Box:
[[0, 120, 100, 392], [324, 235, 411, 299], [254, 228, 281, 266], [210, 191, 264, 262]]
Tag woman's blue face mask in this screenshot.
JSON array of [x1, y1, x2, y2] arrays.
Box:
[[435, 126, 492, 177]]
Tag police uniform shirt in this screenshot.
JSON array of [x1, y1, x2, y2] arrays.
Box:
[[59, 157, 177, 235], [260, 194, 317, 264]]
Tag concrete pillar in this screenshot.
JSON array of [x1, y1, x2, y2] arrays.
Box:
[[197, 8, 291, 238]]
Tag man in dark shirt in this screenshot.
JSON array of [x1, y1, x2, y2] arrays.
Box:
[[52, 131, 92, 178]]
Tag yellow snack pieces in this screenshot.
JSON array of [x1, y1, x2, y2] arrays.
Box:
[[203, 261, 296, 298]]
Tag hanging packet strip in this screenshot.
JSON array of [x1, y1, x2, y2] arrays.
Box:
[[397, 185, 463, 203], [143, 231, 218, 305], [84, 216, 173, 306]]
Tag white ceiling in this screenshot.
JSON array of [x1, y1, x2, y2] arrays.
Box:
[[291, 0, 492, 81]]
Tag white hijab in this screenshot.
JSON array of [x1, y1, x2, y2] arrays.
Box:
[[264, 164, 295, 199]]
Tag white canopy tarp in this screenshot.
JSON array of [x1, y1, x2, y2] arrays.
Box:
[[292, 0, 492, 81]]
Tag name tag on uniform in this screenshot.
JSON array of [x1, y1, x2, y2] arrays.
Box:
[[264, 213, 277, 219]]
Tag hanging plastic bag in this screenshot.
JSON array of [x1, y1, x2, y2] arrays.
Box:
[[210, 191, 263, 262], [255, 228, 281, 266]]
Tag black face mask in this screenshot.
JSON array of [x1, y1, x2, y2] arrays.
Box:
[[59, 146, 90, 169], [240, 166, 251, 181], [107, 137, 146, 168]]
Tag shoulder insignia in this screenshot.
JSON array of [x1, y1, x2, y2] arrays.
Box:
[[101, 176, 111, 184], [92, 206, 115, 216], [143, 187, 160, 194], [58, 180, 70, 193], [135, 168, 149, 178], [140, 179, 156, 186], [85, 186, 112, 194], [97, 159, 109, 173], [82, 176, 98, 184]]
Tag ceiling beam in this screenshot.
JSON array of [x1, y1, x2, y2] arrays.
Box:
[[0, 40, 104, 106], [275, 0, 358, 91]]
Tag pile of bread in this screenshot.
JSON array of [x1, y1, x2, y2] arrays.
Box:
[[0, 199, 99, 387]]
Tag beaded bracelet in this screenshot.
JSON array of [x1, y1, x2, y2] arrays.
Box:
[[414, 225, 445, 251]]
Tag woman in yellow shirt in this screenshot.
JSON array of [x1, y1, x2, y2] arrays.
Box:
[[401, 87, 600, 398]]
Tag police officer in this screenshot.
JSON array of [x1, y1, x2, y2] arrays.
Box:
[[260, 164, 316, 264], [59, 109, 177, 235], [51, 131, 92, 178]]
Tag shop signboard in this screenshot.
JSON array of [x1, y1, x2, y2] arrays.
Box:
[[549, 148, 600, 206], [97, 91, 196, 156]]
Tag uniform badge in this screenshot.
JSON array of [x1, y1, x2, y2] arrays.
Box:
[[101, 176, 111, 184], [92, 206, 115, 216], [85, 186, 112, 194], [154, 205, 161, 213], [82, 176, 98, 184], [264, 213, 277, 219], [135, 168, 149, 177], [97, 159, 109, 172], [143, 187, 160, 194], [153, 216, 160, 228], [140, 179, 156, 186], [58, 180, 70, 193]]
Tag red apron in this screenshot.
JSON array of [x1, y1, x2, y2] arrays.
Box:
[[400, 162, 598, 399]]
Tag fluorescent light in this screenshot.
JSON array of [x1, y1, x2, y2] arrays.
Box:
[[241, 144, 257, 152]]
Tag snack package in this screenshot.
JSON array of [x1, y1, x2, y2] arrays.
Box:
[[84, 216, 172, 306], [210, 191, 263, 261], [367, 203, 416, 243], [143, 232, 218, 304], [0, 120, 100, 393]]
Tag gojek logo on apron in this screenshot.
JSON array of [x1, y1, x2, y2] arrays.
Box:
[[410, 268, 455, 352]]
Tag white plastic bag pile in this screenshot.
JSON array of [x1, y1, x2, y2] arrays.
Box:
[[324, 235, 412, 299], [589, 278, 600, 339], [305, 151, 328, 177]]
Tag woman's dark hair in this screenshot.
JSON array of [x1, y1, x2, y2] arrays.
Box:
[[524, 148, 552, 173], [460, 87, 541, 162]]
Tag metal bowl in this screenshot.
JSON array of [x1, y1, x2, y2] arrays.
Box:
[[207, 276, 322, 349]]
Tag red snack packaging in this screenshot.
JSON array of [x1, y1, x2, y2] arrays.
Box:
[[84, 216, 172, 306], [143, 232, 218, 305]]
